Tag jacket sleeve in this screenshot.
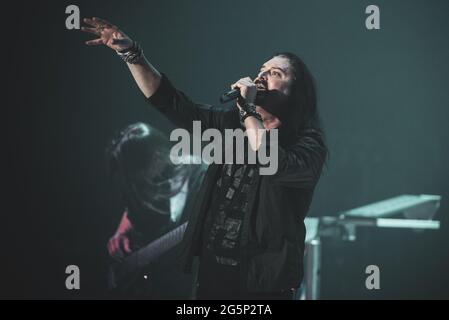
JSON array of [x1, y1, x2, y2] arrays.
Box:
[[145, 73, 229, 132], [263, 127, 328, 188]]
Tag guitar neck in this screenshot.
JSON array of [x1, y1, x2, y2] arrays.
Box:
[[133, 222, 188, 268], [109, 222, 189, 290]]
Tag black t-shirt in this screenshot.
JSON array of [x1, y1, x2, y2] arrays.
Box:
[[197, 163, 257, 295]]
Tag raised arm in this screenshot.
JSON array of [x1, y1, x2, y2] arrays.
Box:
[[81, 17, 232, 132], [81, 17, 161, 98]]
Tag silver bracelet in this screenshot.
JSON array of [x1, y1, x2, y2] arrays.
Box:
[[116, 41, 143, 64], [239, 103, 263, 125]]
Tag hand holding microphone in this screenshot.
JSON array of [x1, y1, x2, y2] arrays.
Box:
[[221, 77, 258, 106]]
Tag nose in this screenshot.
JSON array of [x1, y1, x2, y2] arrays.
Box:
[[255, 70, 268, 83]]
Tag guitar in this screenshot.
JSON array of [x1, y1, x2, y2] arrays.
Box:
[[107, 222, 188, 290]]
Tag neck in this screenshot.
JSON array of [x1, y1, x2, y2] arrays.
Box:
[[256, 106, 281, 130]]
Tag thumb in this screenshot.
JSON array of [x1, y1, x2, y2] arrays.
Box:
[[122, 237, 132, 254]]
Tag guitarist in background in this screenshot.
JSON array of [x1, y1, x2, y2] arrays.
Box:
[[106, 122, 206, 298]]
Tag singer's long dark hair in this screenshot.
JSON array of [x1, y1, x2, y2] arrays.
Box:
[[273, 52, 329, 162], [273, 52, 321, 132]]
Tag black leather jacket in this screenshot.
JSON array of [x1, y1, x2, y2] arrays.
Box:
[[146, 74, 327, 292]]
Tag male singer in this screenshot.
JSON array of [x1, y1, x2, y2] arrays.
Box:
[[82, 17, 328, 300]]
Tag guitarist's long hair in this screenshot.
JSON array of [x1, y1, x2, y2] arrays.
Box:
[[107, 123, 191, 220]]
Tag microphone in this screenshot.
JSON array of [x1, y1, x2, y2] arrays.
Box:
[[220, 88, 240, 104]]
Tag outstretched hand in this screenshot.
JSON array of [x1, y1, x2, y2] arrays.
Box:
[[81, 17, 133, 52]]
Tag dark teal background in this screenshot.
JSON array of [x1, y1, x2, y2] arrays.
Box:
[[4, 0, 449, 298]]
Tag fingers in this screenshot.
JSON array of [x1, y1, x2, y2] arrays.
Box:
[[83, 17, 100, 27], [107, 238, 115, 257], [108, 238, 116, 256], [107, 234, 133, 262], [107, 237, 124, 261], [85, 38, 104, 46], [81, 27, 100, 36], [231, 77, 255, 90], [231, 77, 258, 105], [83, 17, 116, 29], [93, 17, 116, 28], [123, 237, 131, 254]]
